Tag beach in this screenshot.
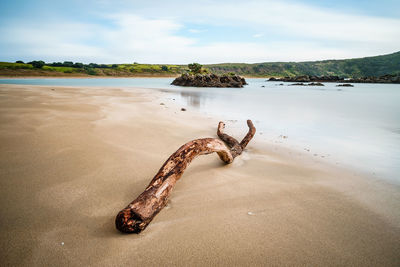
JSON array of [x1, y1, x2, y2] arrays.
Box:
[[0, 84, 399, 266]]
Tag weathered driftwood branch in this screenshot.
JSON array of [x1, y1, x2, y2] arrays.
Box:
[[115, 120, 256, 233], [217, 120, 256, 158]]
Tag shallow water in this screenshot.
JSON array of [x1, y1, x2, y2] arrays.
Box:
[[1, 78, 399, 183]]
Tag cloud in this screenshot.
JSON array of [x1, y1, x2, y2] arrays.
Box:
[[0, 22, 105, 62], [252, 33, 264, 38], [0, 14, 196, 63], [188, 29, 207, 33], [99, 14, 196, 62], [0, 0, 399, 63], [136, 0, 400, 44]]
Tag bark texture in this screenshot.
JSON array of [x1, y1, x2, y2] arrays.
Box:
[[115, 120, 256, 233]]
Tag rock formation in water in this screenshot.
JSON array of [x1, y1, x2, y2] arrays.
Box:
[[289, 82, 324, 86], [269, 74, 400, 84], [172, 73, 247, 88], [345, 74, 400, 83], [336, 83, 354, 87]]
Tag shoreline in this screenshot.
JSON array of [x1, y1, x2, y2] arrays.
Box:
[[0, 84, 399, 266], [0, 75, 180, 79], [2, 76, 400, 84], [0, 75, 264, 79]]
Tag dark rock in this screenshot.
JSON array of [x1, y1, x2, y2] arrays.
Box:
[[181, 108, 186, 111], [336, 83, 354, 87], [290, 82, 324, 86], [271, 75, 343, 83], [308, 82, 324, 86], [296, 75, 311, 82], [346, 74, 400, 84], [172, 73, 247, 88], [272, 74, 400, 84]]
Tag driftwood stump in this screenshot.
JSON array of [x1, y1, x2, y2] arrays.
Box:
[[115, 120, 256, 233]]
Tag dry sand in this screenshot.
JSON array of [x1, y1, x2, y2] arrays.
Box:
[[0, 84, 399, 266]]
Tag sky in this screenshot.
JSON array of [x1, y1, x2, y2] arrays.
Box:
[[0, 0, 399, 64]]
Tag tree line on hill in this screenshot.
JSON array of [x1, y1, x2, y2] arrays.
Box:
[[17, 60, 119, 69], [11, 60, 173, 75], [8, 51, 400, 78], [204, 51, 400, 78]]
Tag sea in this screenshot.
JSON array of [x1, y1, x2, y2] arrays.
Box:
[[1, 78, 399, 183]]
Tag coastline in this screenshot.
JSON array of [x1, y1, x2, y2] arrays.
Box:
[[0, 75, 264, 79], [0, 75, 180, 79], [0, 84, 399, 266]]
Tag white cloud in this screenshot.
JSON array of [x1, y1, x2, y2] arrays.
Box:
[[0, 22, 105, 62], [134, 0, 400, 44], [188, 29, 207, 33], [1, 0, 399, 63], [99, 14, 196, 62]]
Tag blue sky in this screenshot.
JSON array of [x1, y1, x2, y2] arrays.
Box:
[[0, 0, 399, 64]]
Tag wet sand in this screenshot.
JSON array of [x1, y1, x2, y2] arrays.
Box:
[[0, 84, 399, 266]]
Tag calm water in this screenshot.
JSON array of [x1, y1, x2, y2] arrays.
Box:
[[1, 78, 399, 183]]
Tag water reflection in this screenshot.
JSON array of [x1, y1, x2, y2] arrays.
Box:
[[179, 91, 202, 108], [160, 88, 212, 109]]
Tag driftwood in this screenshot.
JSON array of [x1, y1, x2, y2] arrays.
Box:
[[115, 120, 256, 233]]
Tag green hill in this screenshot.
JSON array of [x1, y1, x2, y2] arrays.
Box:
[[0, 61, 187, 77], [204, 51, 400, 78], [1, 51, 399, 78]]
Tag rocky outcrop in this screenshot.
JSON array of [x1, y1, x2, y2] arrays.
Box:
[[289, 82, 324, 86], [172, 73, 247, 88], [308, 82, 324, 86], [269, 74, 400, 84], [270, 75, 343, 83], [346, 74, 400, 83], [336, 83, 354, 87]]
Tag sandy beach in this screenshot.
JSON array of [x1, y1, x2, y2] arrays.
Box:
[[0, 84, 399, 266]]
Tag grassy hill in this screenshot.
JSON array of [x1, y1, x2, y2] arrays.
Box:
[[1, 51, 399, 78], [0, 62, 187, 77], [205, 51, 400, 78]]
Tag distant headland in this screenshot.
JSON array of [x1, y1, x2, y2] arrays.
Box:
[[1, 51, 399, 81], [269, 74, 400, 84]]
